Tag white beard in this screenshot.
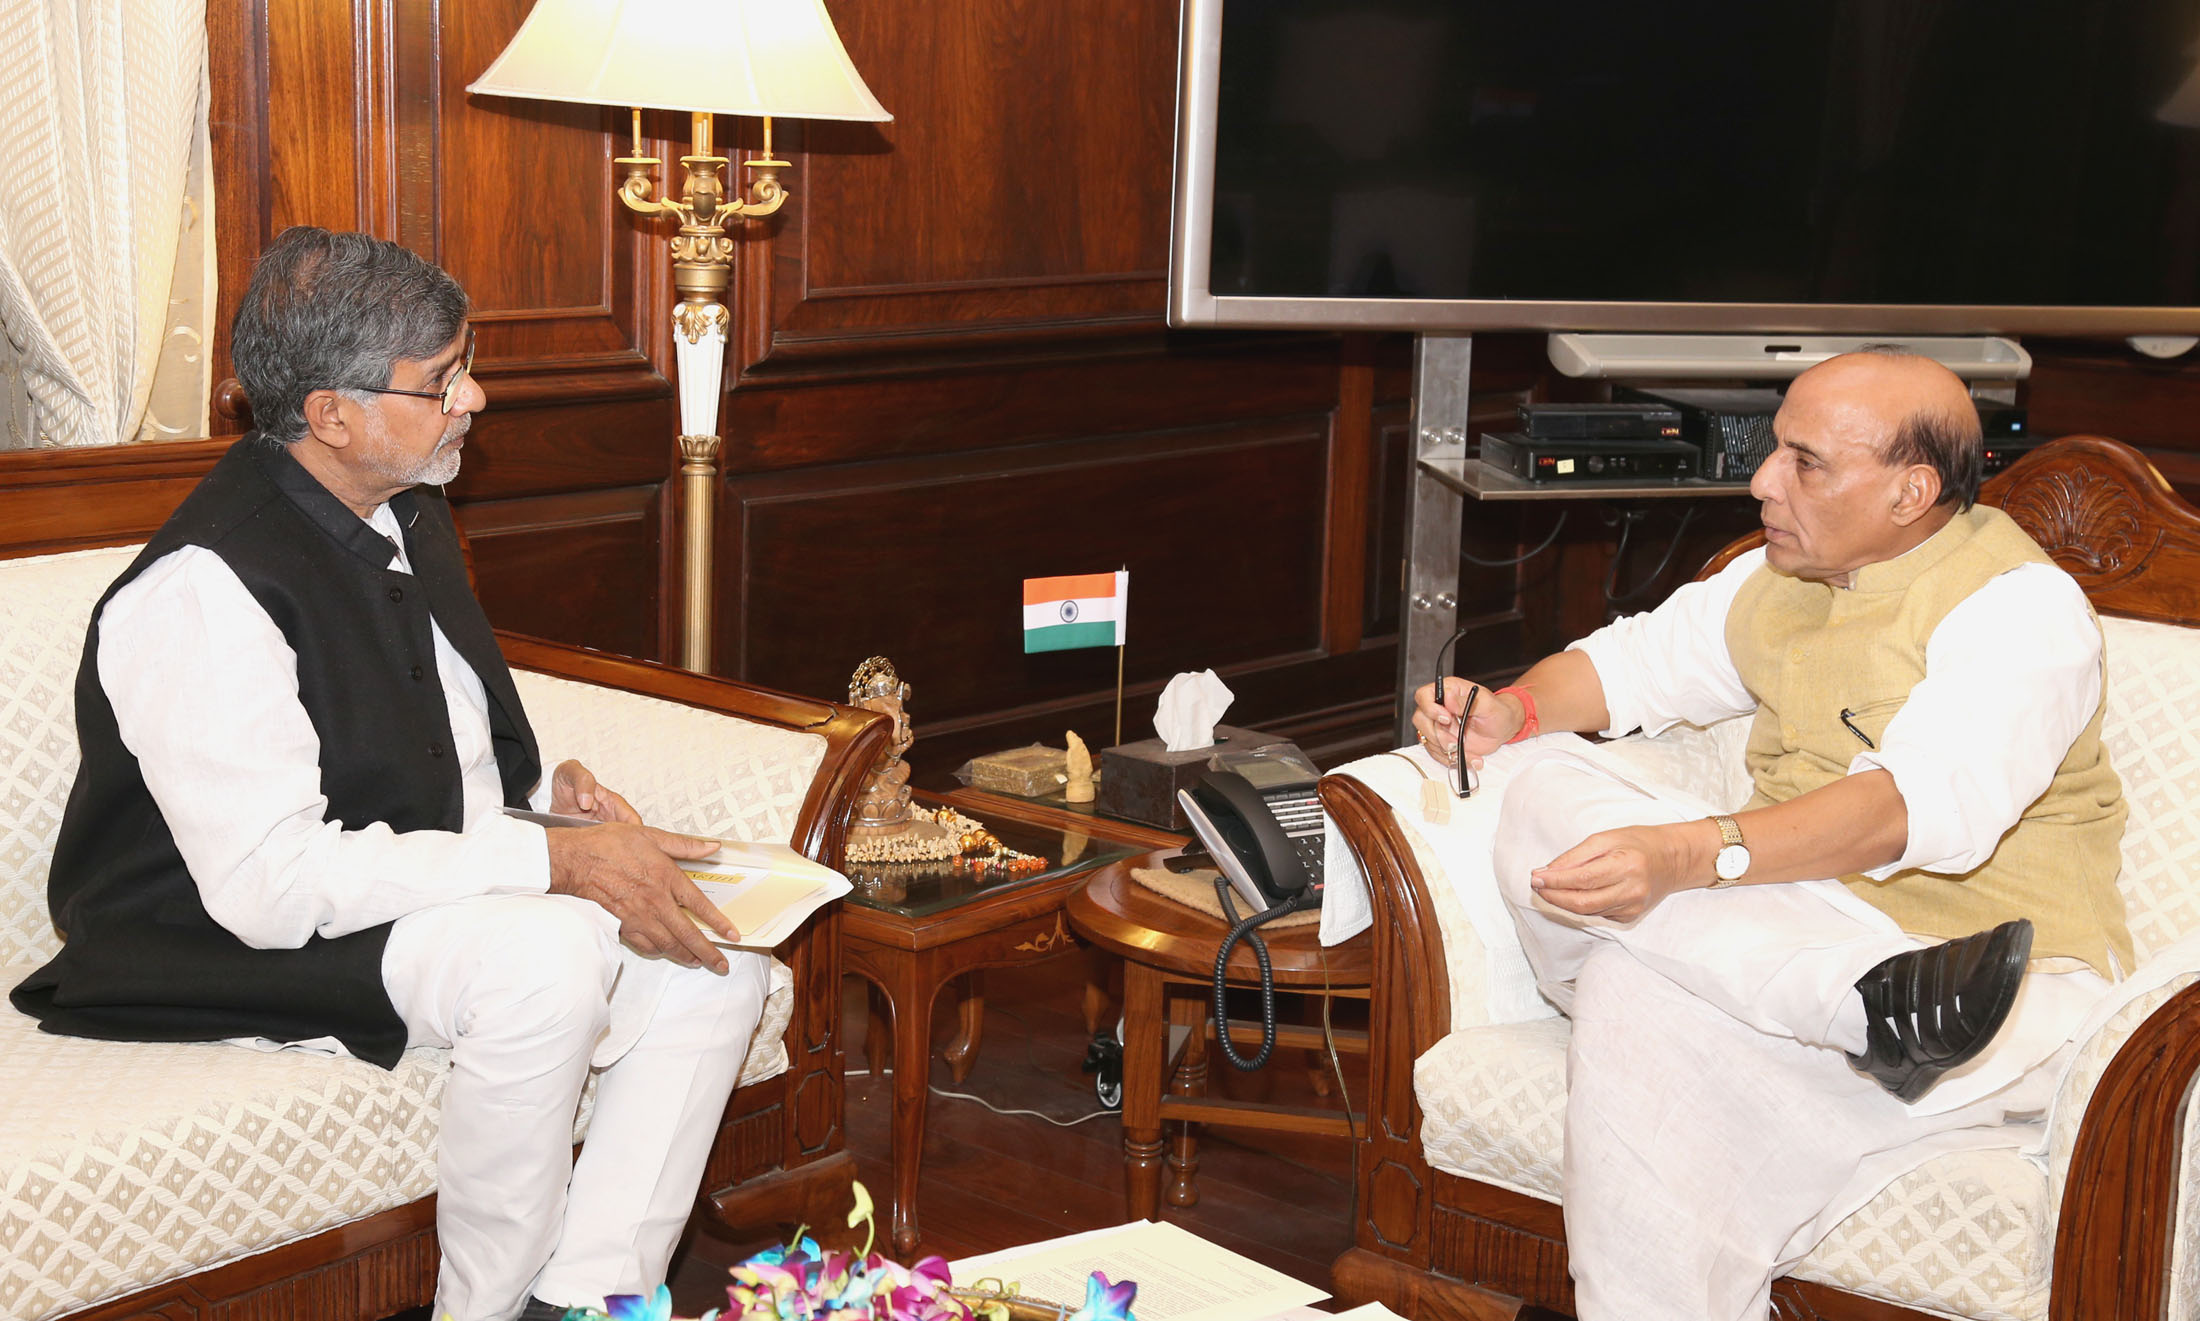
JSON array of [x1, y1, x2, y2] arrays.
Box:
[[363, 407, 469, 490]]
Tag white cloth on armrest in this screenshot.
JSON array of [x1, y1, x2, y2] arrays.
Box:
[[1325, 718, 1759, 1027], [1325, 739, 1629, 1025]]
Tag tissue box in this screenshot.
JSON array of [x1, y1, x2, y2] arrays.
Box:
[[1096, 724, 1270, 831], [966, 744, 1068, 797]]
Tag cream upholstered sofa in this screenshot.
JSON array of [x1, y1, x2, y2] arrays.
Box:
[[0, 540, 887, 1321], [1323, 437, 2200, 1321]]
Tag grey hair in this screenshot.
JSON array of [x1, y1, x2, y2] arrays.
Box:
[[230, 227, 469, 444], [1852, 343, 1984, 510]]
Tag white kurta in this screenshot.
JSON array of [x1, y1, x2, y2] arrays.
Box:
[[95, 508, 769, 1321], [1493, 542, 2119, 1321]]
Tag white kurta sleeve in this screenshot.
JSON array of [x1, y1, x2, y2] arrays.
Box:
[[1850, 562, 2102, 878], [1569, 547, 1763, 738], [97, 545, 552, 949]]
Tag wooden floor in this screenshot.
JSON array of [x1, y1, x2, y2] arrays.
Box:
[[383, 954, 1372, 1319], [669, 956, 1369, 1314]]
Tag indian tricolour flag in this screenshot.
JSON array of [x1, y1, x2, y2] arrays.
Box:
[[1022, 571, 1128, 653]]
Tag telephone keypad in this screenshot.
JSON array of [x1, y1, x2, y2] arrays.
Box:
[[1261, 788, 1327, 884]]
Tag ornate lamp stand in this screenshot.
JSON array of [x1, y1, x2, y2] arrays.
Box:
[[468, 0, 891, 672], [613, 111, 787, 670]]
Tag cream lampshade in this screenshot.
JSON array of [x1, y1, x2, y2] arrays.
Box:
[[469, 0, 890, 122], [469, 0, 891, 672]]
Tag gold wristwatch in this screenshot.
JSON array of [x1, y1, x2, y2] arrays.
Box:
[[1710, 815, 1749, 887]]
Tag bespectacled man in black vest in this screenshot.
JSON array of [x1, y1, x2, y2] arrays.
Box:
[[13, 227, 767, 1321]]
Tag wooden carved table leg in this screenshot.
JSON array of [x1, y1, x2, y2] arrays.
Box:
[[1119, 959, 1168, 1219], [942, 970, 986, 1085], [882, 950, 943, 1257], [1165, 987, 1208, 1207]]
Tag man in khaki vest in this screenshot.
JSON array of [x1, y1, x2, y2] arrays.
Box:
[[1410, 350, 2127, 1321]]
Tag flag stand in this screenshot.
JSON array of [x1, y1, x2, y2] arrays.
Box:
[[1114, 644, 1125, 747]]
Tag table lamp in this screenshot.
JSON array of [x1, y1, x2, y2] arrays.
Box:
[[469, 0, 891, 671]]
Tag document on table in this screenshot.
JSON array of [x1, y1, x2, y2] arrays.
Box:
[[949, 1220, 1327, 1321], [499, 808, 850, 950]]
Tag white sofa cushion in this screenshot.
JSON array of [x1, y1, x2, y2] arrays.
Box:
[[2093, 615, 2200, 963], [0, 965, 795, 1321], [0, 545, 137, 968], [1416, 1020, 2053, 1320], [0, 544, 824, 1317], [1394, 610, 2200, 1321]]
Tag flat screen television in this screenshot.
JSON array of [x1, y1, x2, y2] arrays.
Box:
[[1168, 0, 2200, 337]]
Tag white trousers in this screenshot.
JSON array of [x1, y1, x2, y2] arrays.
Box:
[[382, 893, 769, 1321], [1491, 751, 2106, 1321]]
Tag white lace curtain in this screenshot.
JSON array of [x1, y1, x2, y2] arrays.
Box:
[[0, 0, 207, 449]]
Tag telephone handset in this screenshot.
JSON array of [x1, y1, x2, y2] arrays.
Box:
[[1176, 764, 1327, 1073], [1179, 772, 1318, 914]]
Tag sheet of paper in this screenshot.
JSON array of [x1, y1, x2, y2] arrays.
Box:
[[949, 1220, 1326, 1321], [679, 846, 850, 951], [682, 865, 846, 950], [497, 810, 851, 951]]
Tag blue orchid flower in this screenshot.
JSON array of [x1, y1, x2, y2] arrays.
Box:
[[605, 1286, 674, 1321], [1065, 1272, 1137, 1321]]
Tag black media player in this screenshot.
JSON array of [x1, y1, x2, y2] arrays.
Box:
[[1480, 432, 1700, 484], [1517, 401, 1685, 440]]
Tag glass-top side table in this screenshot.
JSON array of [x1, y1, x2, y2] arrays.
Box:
[[842, 814, 1141, 919], [840, 790, 1183, 1255]]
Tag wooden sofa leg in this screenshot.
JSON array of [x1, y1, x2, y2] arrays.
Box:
[[704, 1150, 858, 1241], [1332, 1247, 1521, 1321]]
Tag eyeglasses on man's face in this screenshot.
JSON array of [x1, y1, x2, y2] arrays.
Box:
[[356, 329, 475, 414]]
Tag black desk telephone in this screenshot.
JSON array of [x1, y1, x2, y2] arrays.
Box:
[[1174, 743, 1326, 1072]]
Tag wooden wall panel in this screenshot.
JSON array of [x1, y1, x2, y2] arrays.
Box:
[[204, 0, 677, 660], [2025, 339, 2200, 497], [456, 487, 664, 658], [722, 421, 1331, 724], [725, 336, 1342, 471], [737, 0, 1177, 370], [70, 0, 2200, 779], [181, 0, 1420, 754]]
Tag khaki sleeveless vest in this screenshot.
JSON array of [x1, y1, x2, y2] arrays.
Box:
[[1726, 505, 2131, 976]]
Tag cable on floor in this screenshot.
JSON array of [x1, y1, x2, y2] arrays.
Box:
[[845, 1067, 1118, 1127]]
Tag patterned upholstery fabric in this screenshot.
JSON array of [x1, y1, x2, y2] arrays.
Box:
[[0, 545, 818, 1318], [1403, 612, 2200, 1320]]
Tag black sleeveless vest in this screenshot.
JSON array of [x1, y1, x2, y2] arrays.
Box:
[[11, 439, 540, 1068]]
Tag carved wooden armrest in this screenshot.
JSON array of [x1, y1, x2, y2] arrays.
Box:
[[2047, 968, 2200, 1320], [497, 632, 889, 868]]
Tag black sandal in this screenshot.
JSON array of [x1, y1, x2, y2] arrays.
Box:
[[1846, 918, 2034, 1104]]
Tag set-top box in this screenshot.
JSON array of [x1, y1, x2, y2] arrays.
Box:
[[1623, 387, 1782, 482], [1480, 432, 1699, 484], [1517, 401, 1685, 441]]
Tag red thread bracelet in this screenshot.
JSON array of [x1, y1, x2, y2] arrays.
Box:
[[1496, 685, 1540, 743]]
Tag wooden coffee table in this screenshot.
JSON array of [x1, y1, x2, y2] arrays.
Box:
[[1065, 856, 1372, 1218], [840, 790, 1181, 1254]]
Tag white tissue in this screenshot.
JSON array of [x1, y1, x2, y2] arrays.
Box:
[[1155, 669, 1234, 752]]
